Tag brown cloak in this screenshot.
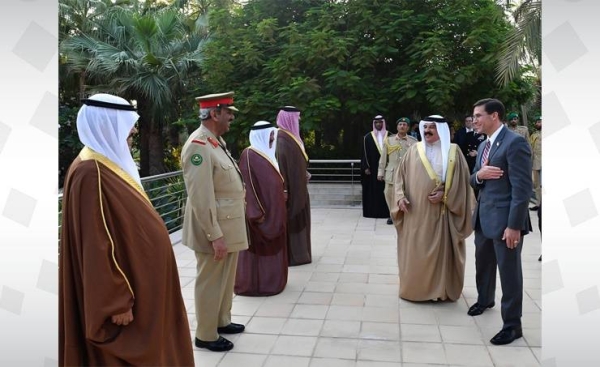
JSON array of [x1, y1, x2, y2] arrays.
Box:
[[275, 129, 312, 266], [235, 148, 288, 296], [392, 143, 474, 301], [59, 150, 194, 366]]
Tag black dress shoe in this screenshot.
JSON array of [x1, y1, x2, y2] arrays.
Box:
[[538, 254, 542, 261], [490, 328, 523, 345], [194, 336, 234, 352], [386, 218, 393, 225], [467, 302, 495, 316], [217, 323, 245, 334]]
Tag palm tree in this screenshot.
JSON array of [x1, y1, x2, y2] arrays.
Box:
[[495, 0, 541, 86], [60, 4, 209, 175], [495, 0, 541, 127]]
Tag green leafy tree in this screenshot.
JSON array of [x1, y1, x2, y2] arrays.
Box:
[[60, 3, 209, 176], [201, 0, 527, 158]]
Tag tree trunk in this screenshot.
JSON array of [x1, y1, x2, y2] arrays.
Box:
[[139, 115, 150, 177], [139, 116, 166, 177], [148, 119, 166, 176], [342, 115, 362, 159], [315, 129, 322, 149], [78, 72, 86, 99], [168, 123, 180, 148]]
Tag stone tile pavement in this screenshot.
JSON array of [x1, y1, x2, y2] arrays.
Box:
[[172, 208, 542, 367]]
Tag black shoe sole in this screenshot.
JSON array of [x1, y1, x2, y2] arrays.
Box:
[[490, 332, 523, 345]]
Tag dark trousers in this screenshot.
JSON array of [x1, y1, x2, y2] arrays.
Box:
[[474, 230, 523, 330]]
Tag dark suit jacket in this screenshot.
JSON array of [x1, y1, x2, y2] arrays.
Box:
[[470, 126, 532, 240], [454, 127, 486, 173]]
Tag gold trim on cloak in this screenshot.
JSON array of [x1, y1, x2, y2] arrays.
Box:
[[93, 159, 135, 300], [370, 131, 384, 155], [244, 147, 286, 217], [416, 143, 457, 214], [248, 147, 284, 182], [278, 128, 309, 162], [79, 147, 151, 205]]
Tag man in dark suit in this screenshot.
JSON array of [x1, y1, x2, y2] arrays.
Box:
[[468, 98, 533, 345], [454, 115, 486, 174]]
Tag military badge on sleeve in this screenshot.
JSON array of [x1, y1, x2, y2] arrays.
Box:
[[191, 154, 203, 166]]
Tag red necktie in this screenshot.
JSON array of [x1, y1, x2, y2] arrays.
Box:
[[481, 140, 491, 164]]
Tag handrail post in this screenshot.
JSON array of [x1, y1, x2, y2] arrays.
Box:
[[350, 162, 354, 205]]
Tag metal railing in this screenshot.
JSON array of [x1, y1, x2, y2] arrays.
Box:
[[307, 159, 361, 203], [58, 160, 362, 237], [140, 170, 186, 233], [58, 170, 187, 236], [308, 159, 361, 182]]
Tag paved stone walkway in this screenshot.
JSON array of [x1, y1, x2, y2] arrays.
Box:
[[172, 208, 541, 367]]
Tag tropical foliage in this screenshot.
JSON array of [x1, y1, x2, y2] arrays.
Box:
[[495, 0, 541, 125], [496, 0, 541, 86], [59, 0, 540, 186]]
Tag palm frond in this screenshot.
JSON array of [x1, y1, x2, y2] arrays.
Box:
[[495, 0, 540, 86]]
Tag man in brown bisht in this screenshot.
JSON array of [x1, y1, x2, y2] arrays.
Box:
[[59, 93, 194, 366], [391, 115, 474, 302], [276, 106, 312, 266], [235, 121, 288, 296]]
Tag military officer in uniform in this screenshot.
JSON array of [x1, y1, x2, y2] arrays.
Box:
[[506, 112, 530, 141], [377, 117, 418, 225], [181, 91, 249, 352], [530, 115, 542, 210]]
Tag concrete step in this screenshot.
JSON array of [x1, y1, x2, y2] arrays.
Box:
[[309, 193, 361, 200], [308, 183, 363, 207]]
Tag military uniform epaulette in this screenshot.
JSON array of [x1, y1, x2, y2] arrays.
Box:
[[191, 135, 219, 148], [207, 137, 220, 148]]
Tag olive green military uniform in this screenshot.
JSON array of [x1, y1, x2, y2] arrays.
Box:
[[181, 124, 248, 342], [377, 134, 418, 214], [530, 130, 541, 205], [509, 125, 530, 141]]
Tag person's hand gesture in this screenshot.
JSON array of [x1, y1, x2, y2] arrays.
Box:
[[398, 198, 411, 212], [428, 190, 444, 204], [212, 237, 228, 261], [476, 160, 503, 181], [111, 308, 133, 326]]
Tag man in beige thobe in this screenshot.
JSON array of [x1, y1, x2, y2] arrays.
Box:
[[181, 92, 249, 352], [377, 117, 418, 225], [392, 115, 474, 302]]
